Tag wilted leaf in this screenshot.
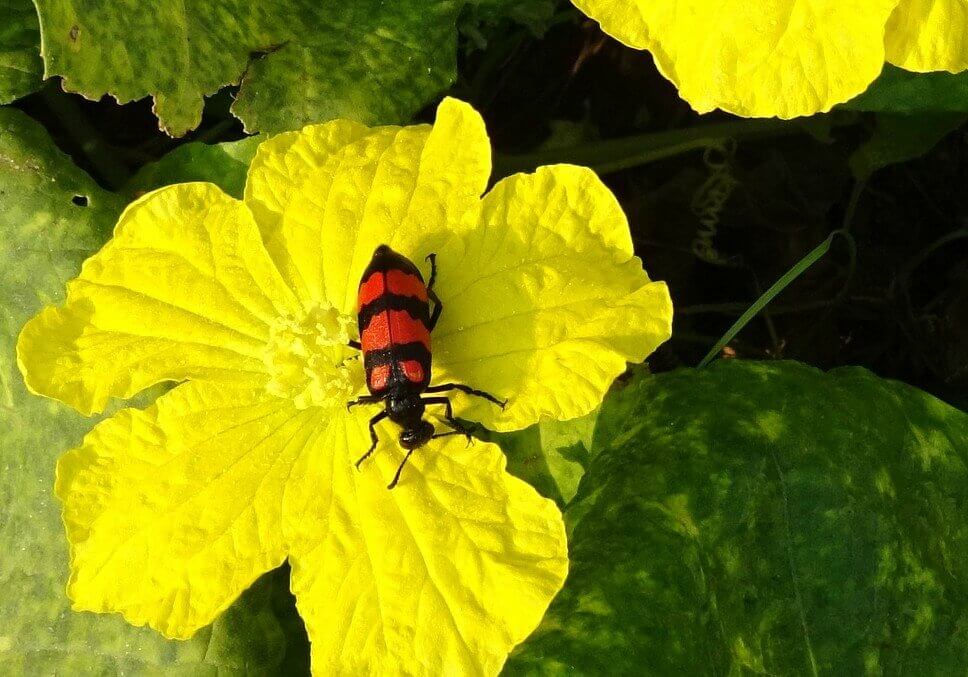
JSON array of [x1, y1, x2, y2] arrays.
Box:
[[508, 360, 968, 675], [0, 108, 294, 673]]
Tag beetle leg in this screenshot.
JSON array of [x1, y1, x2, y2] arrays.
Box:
[[388, 448, 415, 489], [423, 396, 472, 443], [346, 394, 382, 411], [427, 287, 443, 331], [425, 252, 438, 289], [347, 339, 361, 350], [424, 383, 507, 409], [356, 410, 388, 469], [424, 253, 443, 331]]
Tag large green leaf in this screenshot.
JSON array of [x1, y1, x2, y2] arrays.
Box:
[[0, 108, 295, 673], [507, 361, 968, 675], [33, 0, 461, 136], [0, 0, 42, 103], [848, 64, 968, 112]]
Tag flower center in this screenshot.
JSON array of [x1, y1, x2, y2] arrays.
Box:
[[264, 304, 363, 410]]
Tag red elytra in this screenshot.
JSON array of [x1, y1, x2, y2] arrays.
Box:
[[347, 244, 506, 489], [360, 309, 430, 366]]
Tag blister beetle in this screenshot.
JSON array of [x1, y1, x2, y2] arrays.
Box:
[[347, 244, 505, 488]]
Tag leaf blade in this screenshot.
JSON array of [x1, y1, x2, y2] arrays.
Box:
[[0, 0, 42, 103], [34, 0, 462, 136], [509, 361, 968, 674]]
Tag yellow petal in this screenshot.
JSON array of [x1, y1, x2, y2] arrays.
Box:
[[56, 381, 318, 639], [432, 165, 673, 431], [284, 411, 568, 675], [886, 0, 968, 73], [571, 0, 900, 118], [243, 119, 369, 246], [263, 97, 491, 312], [17, 183, 300, 415]]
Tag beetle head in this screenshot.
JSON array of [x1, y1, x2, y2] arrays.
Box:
[[399, 420, 435, 449]]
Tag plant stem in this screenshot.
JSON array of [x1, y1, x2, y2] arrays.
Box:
[[697, 229, 849, 369], [493, 118, 797, 177]]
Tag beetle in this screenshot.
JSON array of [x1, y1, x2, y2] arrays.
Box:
[[347, 244, 505, 488]]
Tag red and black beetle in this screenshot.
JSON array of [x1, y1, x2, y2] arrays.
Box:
[[347, 244, 505, 488]]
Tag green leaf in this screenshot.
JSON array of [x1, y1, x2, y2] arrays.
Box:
[[460, 0, 556, 39], [34, 0, 461, 136], [125, 135, 262, 199], [493, 408, 598, 506], [0, 108, 296, 673], [849, 113, 967, 179], [507, 361, 968, 675], [0, 0, 42, 103], [848, 64, 968, 112]]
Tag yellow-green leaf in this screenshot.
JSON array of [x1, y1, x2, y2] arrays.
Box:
[[509, 361, 968, 674], [125, 136, 263, 199], [491, 408, 599, 507], [849, 112, 967, 179]]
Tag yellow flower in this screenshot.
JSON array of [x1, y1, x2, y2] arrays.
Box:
[[571, 0, 968, 118], [16, 98, 673, 674]]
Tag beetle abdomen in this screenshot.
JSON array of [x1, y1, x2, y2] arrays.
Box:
[[357, 245, 433, 394]]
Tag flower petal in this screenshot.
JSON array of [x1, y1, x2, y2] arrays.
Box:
[[17, 183, 300, 415], [244, 119, 369, 244], [886, 0, 968, 73], [283, 412, 568, 674], [261, 97, 491, 312], [56, 381, 318, 639], [432, 165, 673, 431], [571, 0, 900, 118]]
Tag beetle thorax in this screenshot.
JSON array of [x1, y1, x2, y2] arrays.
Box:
[[386, 389, 425, 425]]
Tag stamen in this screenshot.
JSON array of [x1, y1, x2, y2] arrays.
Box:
[[264, 304, 364, 409]]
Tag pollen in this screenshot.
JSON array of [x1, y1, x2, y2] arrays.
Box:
[[264, 304, 364, 409]]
